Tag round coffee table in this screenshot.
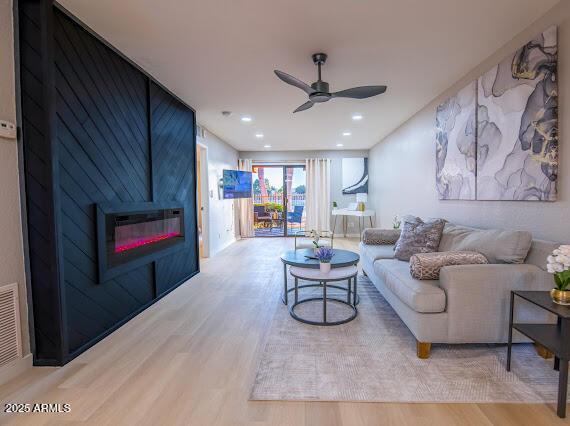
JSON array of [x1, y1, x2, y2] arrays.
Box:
[[280, 248, 360, 305], [289, 265, 358, 325]]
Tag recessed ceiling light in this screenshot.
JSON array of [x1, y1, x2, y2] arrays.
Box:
[[352, 114, 363, 121], [342, 131, 351, 136], [241, 116, 252, 122], [336, 143, 344, 147], [264, 144, 271, 148], [255, 133, 264, 138]]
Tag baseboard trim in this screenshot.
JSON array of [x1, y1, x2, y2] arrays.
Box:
[[0, 353, 32, 385], [210, 237, 237, 256]]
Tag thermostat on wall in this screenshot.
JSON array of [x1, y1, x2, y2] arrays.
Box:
[[0, 120, 16, 139]]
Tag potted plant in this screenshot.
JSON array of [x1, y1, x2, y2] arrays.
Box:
[[310, 230, 321, 252], [393, 214, 401, 230], [332, 201, 338, 210], [315, 247, 334, 273], [547, 245, 570, 305]]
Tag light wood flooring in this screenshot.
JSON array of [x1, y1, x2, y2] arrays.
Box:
[[0, 237, 568, 425]]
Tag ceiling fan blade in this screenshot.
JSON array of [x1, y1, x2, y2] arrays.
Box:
[[332, 85, 387, 99], [293, 101, 314, 113], [274, 70, 315, 95]]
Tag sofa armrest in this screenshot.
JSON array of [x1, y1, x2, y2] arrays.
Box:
[[439, 264, 554, 342], [361, 228, 401, 245]]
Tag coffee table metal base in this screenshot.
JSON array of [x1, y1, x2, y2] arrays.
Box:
[[287, 270, 358, 326], [282, 283, 360, 306], [289, 296, 357, 326]]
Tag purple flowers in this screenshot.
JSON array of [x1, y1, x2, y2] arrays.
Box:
[[315, 247, 334, 263]]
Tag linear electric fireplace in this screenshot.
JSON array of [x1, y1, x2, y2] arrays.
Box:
[[97, 202, 188, 282]]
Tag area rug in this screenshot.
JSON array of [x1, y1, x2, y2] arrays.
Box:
[[250, 275, 563, 403]]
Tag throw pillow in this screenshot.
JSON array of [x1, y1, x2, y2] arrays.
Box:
[[410, 251, 488, 280], [362, 229, 401, 245], [394, 216, 446, 261]]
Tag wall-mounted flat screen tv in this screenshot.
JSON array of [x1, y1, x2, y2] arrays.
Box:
[[223, 169, 252, 199]]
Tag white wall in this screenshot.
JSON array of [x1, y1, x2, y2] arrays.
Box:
[[369, 1, 570, 243], [239, 150, 370, 235], [0, 0, 31, 376], [198, 128, 239, 255]]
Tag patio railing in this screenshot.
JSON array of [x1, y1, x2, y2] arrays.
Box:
[[253, 194, 305, 207]]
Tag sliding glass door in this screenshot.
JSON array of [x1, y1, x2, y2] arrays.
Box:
[[252, 165, 306, 237], [285, 166, 306, 236]]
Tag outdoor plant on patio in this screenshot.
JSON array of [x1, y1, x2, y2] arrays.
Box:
[[265, 202, 283, 212]]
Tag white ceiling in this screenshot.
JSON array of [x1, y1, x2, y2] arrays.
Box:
[[59, 0, 557, 151]]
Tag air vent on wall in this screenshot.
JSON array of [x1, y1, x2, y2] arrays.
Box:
[[0, 283, 22, 367]]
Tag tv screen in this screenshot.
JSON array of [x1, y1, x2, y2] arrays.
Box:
[[223, 169, 252, 199]]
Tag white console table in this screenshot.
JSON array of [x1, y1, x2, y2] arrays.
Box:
[[332, 209, 376, 239]]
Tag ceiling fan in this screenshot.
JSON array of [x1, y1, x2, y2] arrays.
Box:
[[274, 53, 387, 113]]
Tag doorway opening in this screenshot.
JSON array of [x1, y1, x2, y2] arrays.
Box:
[[252, 165, 306, 237], [196, 143, 209, 257]]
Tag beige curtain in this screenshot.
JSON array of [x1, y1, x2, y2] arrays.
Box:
[[237, 159, 254, 238], [305, 158, 331, 232]]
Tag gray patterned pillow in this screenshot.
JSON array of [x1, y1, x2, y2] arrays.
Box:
[[410, 251, 488, 280], [394, 216, 446, 261], [362, 229, 401, 245]]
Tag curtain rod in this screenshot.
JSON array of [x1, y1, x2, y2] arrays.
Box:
[[250, 160, 305, 166]]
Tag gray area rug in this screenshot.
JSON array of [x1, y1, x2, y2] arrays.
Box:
[[250, 276, 562, 403]]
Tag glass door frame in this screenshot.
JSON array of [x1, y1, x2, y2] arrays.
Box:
[[252, 164, 305, 237]]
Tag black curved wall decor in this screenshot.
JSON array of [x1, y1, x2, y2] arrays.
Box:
[[18, 0, 199, 365]]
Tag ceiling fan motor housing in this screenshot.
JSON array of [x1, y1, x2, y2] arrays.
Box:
[[309, 52, 331, 101], [311, 80, 329, 93]]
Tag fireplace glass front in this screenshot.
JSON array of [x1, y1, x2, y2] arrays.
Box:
[[105, 208, 185, 268]]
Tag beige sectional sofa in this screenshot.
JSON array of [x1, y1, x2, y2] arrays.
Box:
[[360, 223, 557, 358]]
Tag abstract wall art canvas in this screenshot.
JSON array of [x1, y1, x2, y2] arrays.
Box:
[[435, 81, 477, 200], [342, 158, 368, 194], [477, 26, 558, 201]]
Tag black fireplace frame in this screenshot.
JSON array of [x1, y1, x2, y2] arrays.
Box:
[[96, 201, 189, 283]]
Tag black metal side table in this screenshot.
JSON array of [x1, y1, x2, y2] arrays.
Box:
[[507, 291, 570, 418]]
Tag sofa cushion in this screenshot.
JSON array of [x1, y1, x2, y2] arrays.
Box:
[[360, 243, 396, 263], [410, 251, 488, 280], [438, 223, 532, 264], [373, 259, 446, 313], [394, 216, 446, 261]]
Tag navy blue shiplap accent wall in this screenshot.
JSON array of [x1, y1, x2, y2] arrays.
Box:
[[18, 0, 198, 365], [151, 82, 198, 295]]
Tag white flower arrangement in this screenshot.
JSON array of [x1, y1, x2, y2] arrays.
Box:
[[547, 245, 570, 291], [393, 215, 401, 230], [309, 229, 321, 248]]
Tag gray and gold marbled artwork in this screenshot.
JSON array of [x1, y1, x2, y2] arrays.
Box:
[[477, 26, 558, 201], [435, 81, 477, 200]]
